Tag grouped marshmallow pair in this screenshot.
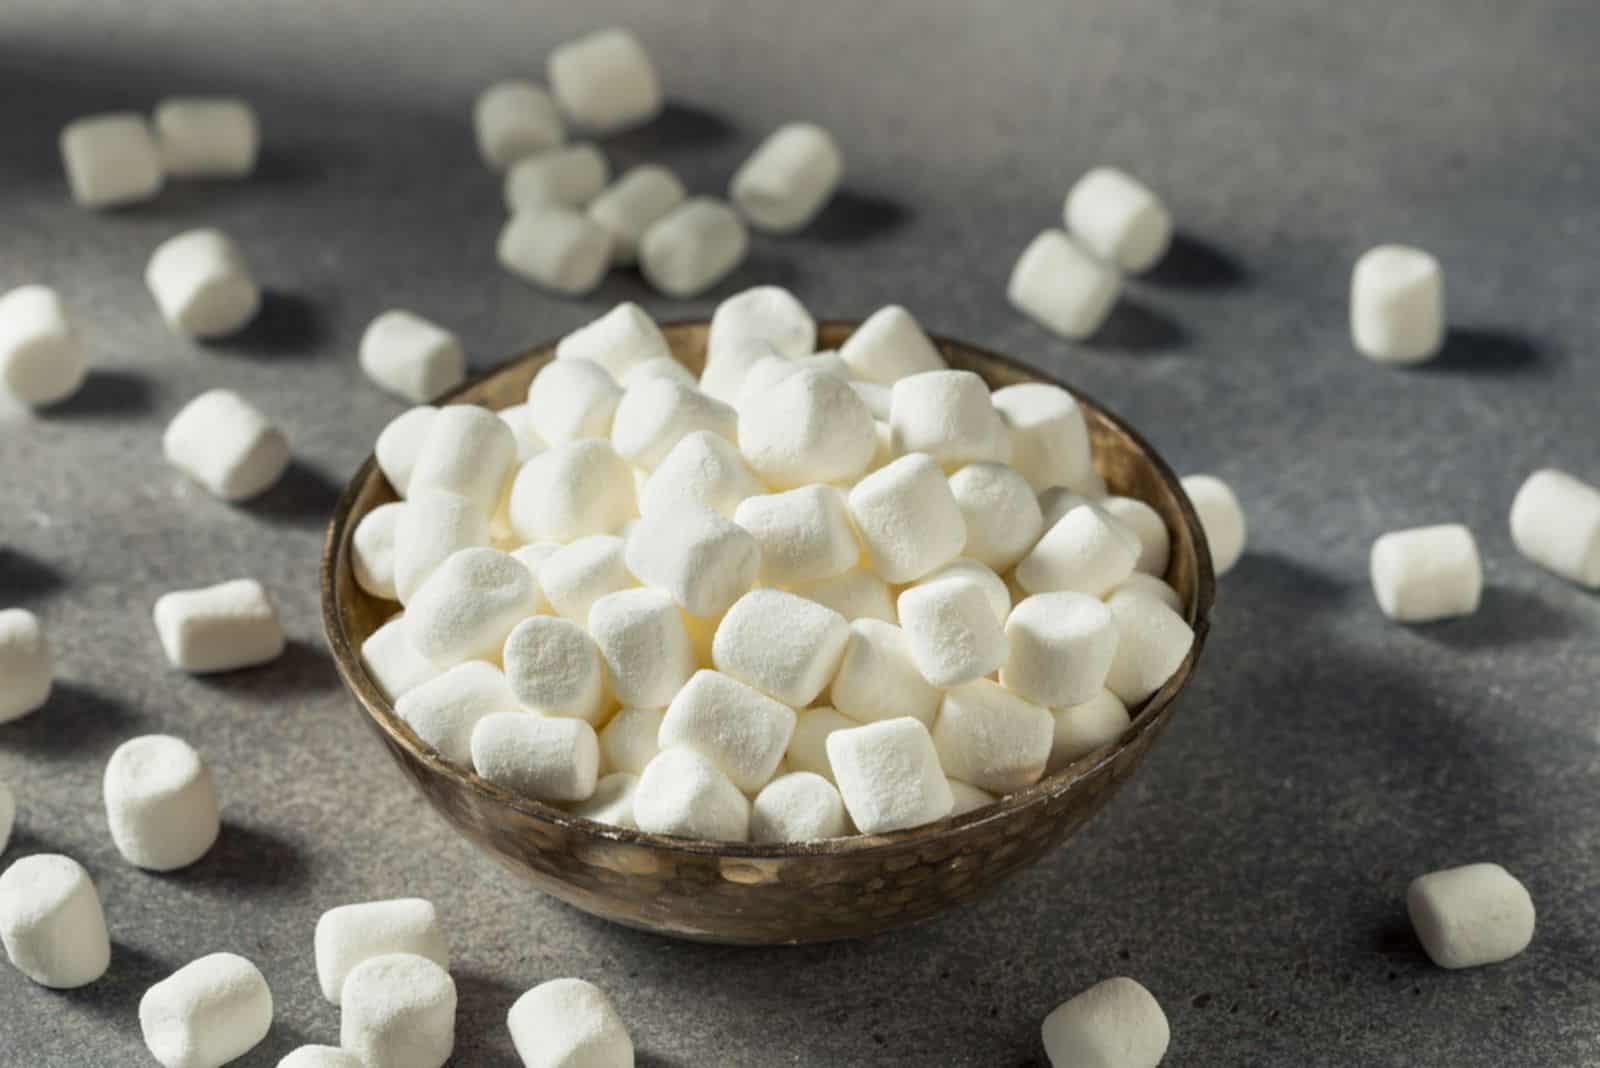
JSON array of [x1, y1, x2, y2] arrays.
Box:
[[60, 97, 258, 210]]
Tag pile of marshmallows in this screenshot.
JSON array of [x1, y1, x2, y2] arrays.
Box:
[[352, 288, 1220, 845]]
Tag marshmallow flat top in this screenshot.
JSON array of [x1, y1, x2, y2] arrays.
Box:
[[152, 578, 286, 674], [712, 588, 850, 708], [339, 952, 457, 1068], [315, 897, 449, 1004], [556, 302, 670, 381], [1407, 862, 1535, 969], [162, 388, 289, 502], [826, 717, 954, 835], [1180, 474, 1246, 576], [102, 734, 221, 872], [1063, 166, 1172, 273], [60, 112, 163, 208], [838, 305, 946, 385], [1041, 976, 1169, 1068], [474, 81, 565, 171], [589, 164, 688, 265], [659, 670, 797, 795]]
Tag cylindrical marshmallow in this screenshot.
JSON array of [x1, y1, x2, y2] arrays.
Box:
[[537, 535, 634, 623], [146, 229, 261, 338], [634, 747, 751, 841], [888, 370, 1012, 469], [1041, 976, 1169, 1068], [897, 574, 1008, 688], [0, 285, 88, 407], [547, 28, 663, 133], [1008, 229, 1120, 341], [526, 357, 622, 446], [738, 368, 877, 489], [498, 209, 613, 296], [730, 122, 843, 233], [625, 505, 759, 618], [792, 568, 898, 625], [587, 588, 696, 711], [0, 854, 110, 988], [153, 578, 285, 673], [360, 615, 441, 702], [785, 707, 855, 783], [1103, 588, 1195, 705], [826, 717, 954, 834], [948, 779, 996, 816], [140, 953, 272, 1068], [660, 670, 796, 795], [103, 734, 220, 871], [1016, 504, 1139, 598], [504, 143, 609, 213], [1509, 468, 1600, 588], [734, 484, 859, 585], [1002, 592, 1119, 709], [831, 619, 942, 727], [394, 489, 492, 602], [1099, 496, 1170, 577], [315, 898, 449, 1004], [992, 382, 1100, 496], [359, 310, 466, 404], [948, 462, 1044, 572], [847, 453, 968, 583], [923, 558, 1010, 624], [60, 112, 164, 208], [612, 378, 738, 471], [1111, 572, 1184, 614], [705, 285, 816, 386], [751, 771, 850, 842], [555, 302, 670, 381], [1351, 244, 1444, 365], [375, 406, 438, 497], [1048, 689, 1132, 772], [474, 81, 565, 171], [1370, 524, 1482, 623], [352, 501, 405, 601], [642, 430, 764, 519], [598, 706, 664, 776], [508, 978, 634, 1068], [508, 439, 636, 543], [471, 712, 599, 803], [395, 661, 520, 763], [154, 97, 259, 178], [933, 679, 1054, 794], [407, 404, 517, 517], [1181, 474, 1246, 576], [1063, 167, 1172, 273], [712, 588, 850, 707], [502, 616, 609, 724], [163, 388, 289, 501], [340, 953, 457, 1068], [639, 197, 749, 299], [405, 548, 539, 667], [838, 305, 946, 386], [588, 164, 688, 265], [0, 608, 51, 723], [1407, 862, 1535, 969]]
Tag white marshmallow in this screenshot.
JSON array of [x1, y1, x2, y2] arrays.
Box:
[[948, 779, 996, 816], [396, 661, 521, 763], [1407, 862, 1535, 969], [103, 735, 219, 872], [634, 748, 751, 841], [502, 616, 609, 724], [0, 780, 12, 855], [1370, 524, 1482, 624], [405, 548, 538, 667], [0, 285, 87, 406], [738, 368, 877, 490], [1510, 468, 1600, 588], [474, 81, 565, 170], [922, 558, 1010, 624], [639, 197, 749, 299], [826, 717, 953, 834], [278, 1047, 362, 1068], [153, 578, 284, 673], [1103, 588, 1195, 705], [526, 358, 623, 447], [509, 543, 560, 609], [734, 354, 804, 409], [140, 953, 272, 1068], [0, 609, 50, 723], [830, 618, 942, 727], [358, 310, 465, 405], [784, 707, 856, 783], [587, 588, 696, 710], [598, 706, 664, 775], [1111, 572, 1184, 614], [509, 439, 636, 542], [612, 377, 737, 471], [1049, 689, 1132, 772], [750, 771, 850, 842], [1063, 167, 1172, 272], [352, 502, 405, 600], [734, 484, 859, 586], [1181, 474, 1246, 576], [0, 854, 110, 988], [375, 406, 438, 496], [889, 370, 1011, 469], [838, 305, 946, 385], [60, 113, 163, 208], [1351, 245, 1444, 365], [641, 430, 764, 519], [504, 143, 609, 213], [589, 164, 688, 265], [621, 355, 696, 388], [1041, 976, 1169, 1068], [1016, 504, 1139, 597], [852, 381, 893, 422], [1100, 496, 1170, 577], [933, 679, 1053, 793], [847, 453, 967, 583], [1038, 487, 1092, 529], [707, 286, 817, 369], [394, 489, 492, 603], [408, 404, 517, 517], [948, 462, 1043, 571], [569, 772, 640, 828], [1001, 592, 1119, 708], [659, 670, 796, 795], [713, 589, 849, 707], [340, 953, 457, 1068], [792, 569, 896, 624], [360, 615, 440, 701], [1008, 229, 1120, 341], [315, 898, 449, 1005], [509, 978, 633, 1068], [163, 389, 289, 501], [556, 302, 670, 383], [625, 505, 758, 617], [472, 712, 600, 802], [730, 122, 843, 233], [154, 97, 258, 178], [498, 209, 613, 296], [699, 340, 781, 408], [993, 382, 1101, 495], [897, 574, 1007, 688], [547, 28, 663, 133], [146, 229, 261, 339], [537, 535, 634, 623]]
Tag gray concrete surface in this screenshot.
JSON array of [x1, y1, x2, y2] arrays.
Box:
[[1, 2, 1597, 1064]]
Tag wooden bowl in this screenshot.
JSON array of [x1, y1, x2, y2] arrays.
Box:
[[321, 321, 1215, 945]]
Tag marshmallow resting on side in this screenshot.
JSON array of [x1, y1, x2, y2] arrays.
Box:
[[587, 588, 697, 711], [992, 382, 1101, 496], [897, 574, 1008, 688], [504, 143, 609, 213], [340, 953, 457, 1068], [838, 305, 946, 385], [498, 209, 613, 296], [639, 198, 750, 299], [153, 97, 259, 178], [1063, 167, 1172, 273], [642, 430, 764, 519], [103, 735, 220, 871], [830, 618, 942, 727], [405, 547, 537, 667], [536, 535, 633, 622], [556, 302, 671, 382], [408, 404, 517, 517], [0, 608, 51, 723], [948, 462, 1044, 571], [889, 370, 1011, 469], [730, 122, 844, 233], [1509, 469, 1600, 588], [375, 406, 438, 497], [352, 502, 405, 600], [712, 588, 850, 708], [1008, 229, 1120, 341], [634, 747, 751, 841], [153, 578, 285, 673], [394, 490, 492, 603], [396, 661, 521, 763], [1407, 862, 1535, 969], [473, 81, 565, 170], [735, 484, 859, 585], [1181, 474, 1246, 576], [1041, 976, 1170, 1068], [315, 898, 449, 1004], [792, 569, 898, 625], [751, 771, 851, 842], [1016, 504, 1139, 598], [0, 853, 111, 988], [933, 680, 1053, 794], [1103, 589, 1195, 706], [847, 453, 967, 583], [785, 707, 856, 783], [501, 616, 609, 724], [589, 164, 688, 265], [508, 978, 634, 1068], [360, 616, 441, 701], [146, 229, 261, 339], [60, 112, 163, 208], [359, 310, 465, 404], [1370, 524, 1482, 623], [1002, 592, 1119, 709], [472, 713, 599, 803], [1048, 689, 1132, 772], [139, 952, 273, 1068], [660, 670, 796, 795], [547, 28, 663, 133], [827, 717, 954, 834], [1350, 245, 1444, 365], [163, 389, 289, 501], [0, 285, 88, 407], [508, 439, 636, 542], [625, 505, 759, 618]]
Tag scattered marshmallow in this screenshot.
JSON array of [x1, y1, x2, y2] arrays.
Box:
[[1015, 504, 1139, 598], [1063, 167, 1172, 272], [314, 899, 449, 1005], [922, 558, 1010, 623], [163, 388, 289, 501], [1370, 524, 1482, 623], [625, 505, 759, 617], [785, 707, 857, 783], [1103, 588, 1195, 705], [1351, 245, 1444, 365], [0, 285, 88, 406], [948, 462, 1044, 571], [738, 368, 877, 489], [847, 453, 967, 583], [827, 717, 954, 834], [504, 143, 610, 213], [360, 615, 441, 701], [569, 772, 640, 828], [713, 588, 850, 707], [735, 484, 859, 586], [408, 403, 518, 518], [1510, 469, 1600, 588], [394, 489, 492, 602], [1181, 474, 1246, 576], [639, 197, 749, 299], [588, 164, 688, 264], [153, 578, 284, 673], [140, 952, 272, 1068], [634, 747, 751, 841], [897, 574, 1007, 688], [359, 310, 465, 404], [992, 382, 1101, 495], [641, 430, 764, 518], [508, 977, 633, 1068], [948, 779, 996, 816], [1100, 496, 1170, 577], [1008, 229, 1120, 340], [396, 661, 521, 763], [889, 370, 1011, 468], [538, 535, 635, 623], [1001, 592, 1119, 708], [730, 122, 843, 233], [352, 502, 405, 600], [340, 953, 457, 1068], [60, 112, 163, 208], [154, 97, 259, 178], [0, 854, 110, 988], [934, 679, 1053, 793], [587, 588, 696, 710], [612, 377, 737, 470], [103, 735, 219, 871], [598, 706, 664, 776], [831, 618, 942, 727], [659, 670, 796, 795], [375, 406, 438, 496], [1041, 976, 1170, 1068], [502, 616, 609, 724], [405, 548, 538, 667], [838, 306, 946, 385], [146, 229, 261, 339], [278, 1048, 363, 1068], [793, 568, 897, 624], [1111, 572, 1184, 614], [555, 302, 670, 382], [1048, 690, 1132, 772], [1407, 862, 1535, 969], [751, 771, 850, 841], [0, 609, 50, 723], [508, 439, 636, 542], [498, 208, 613, 296], [474, 81, 565, 170], [472, 712, 599, 802], [547, 28, 663, 133]]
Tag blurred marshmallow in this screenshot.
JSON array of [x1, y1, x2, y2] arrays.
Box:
[[359, 310, 465, 404], [639, 198, 749, 299], [498, 209, 613, 296], [1351, 244, 1444, 365], [547, 28, 663, 133], [1008, 229, 1119, 340], [154, 97, 259, 178], [0, 285, 88, 406], [1063, 167, 1172, 272], [588, 164, 687, 264], [0, 609, 51, 723], [474, 81, 565, 170], [1370, 524, 1481, 623], [1509, 468, 1600, 588], [504, 143, 609, 213], [838, 306, 946, 385], [60, 113, 163, 208], [730, 122, 843, 233]]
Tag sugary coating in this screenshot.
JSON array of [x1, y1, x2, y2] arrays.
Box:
[[146, 229, 261, 339], [1008, 229, 1120, 340], [508, 439, 637, 543], [569, 773, 640, 829], [1063, 167, 1172, 272], [738, 368, 877, 490], [360, 615, 441, 701], [340, 952, 457, 1068], [375, 406, 438, 496], [504, 143, 609, 213], [359, 310, 465, 405], [735, 484, 859, 586], [1407, 862, 1535, 969], [498, 208, 613, 296], [472, 712, 600, 803], [0, 285, 87, 406], [139, 952, 272, 1068], [1038, 486, 1093, 530], [830, 619, 942, 727], [639, 198, 749, 299], [589, 164, 687, 265], [1350, 244, 1444, 365], [556, 302, 670, 382], [598, 707, 664, 776], [933, 679, 1053, 793], [0, 853, 111, 988], [315, 898, 450, 1004], [838, 306, 946, 385], [502, 616, 610, 724], [625, 505, 758, 618], [750, 771, 851, 841], [1100, 496, 1170, 577], [474, 81, 565, 171], [1041, 976, 1170, 1068], [948, 462, 1044, 571], [405, 548, 537, 667], [1103, 588, 1195, 705], [707, 286, 817, 371], [897, 574, 1008, 688], [1048, 689, 1132, 772], [1001, 592, 1119, 709], [920, 558, 1010, 624], [60, 112, 163, 208], [1509, 468, 1600, 588], [507, 977, 634, 1068], [395, 661, 521, 763], [641, 430, 765, 519], [103, 734, 220, 871], [394, 489, 492, 603], [538, 535, 635, 623], [826, 717, 954, 834], [1181, 474, 1246, 576], [1370, 524, 1482, 623], [587, 588, 696, 710], [659, 670, 797, 795], [0, 608, 51, 723], [712, 589, 850, 707], [163, 389, 289, 501], [791, 568, 897, 624], [993, 382, 1101, 495], [408, 404, 518, 517], [730, 122, 844, 233], [1015, 503, 1139, 598], [847, 453, 967, 583], [612, 377, 737, 471], [153, 578, 285, 673], [547, 28, 663, 133], [889, 369, 1011, 469], [634, 748, 751, 841]]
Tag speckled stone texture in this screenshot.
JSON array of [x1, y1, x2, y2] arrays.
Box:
[[0, 2, 1596, 1065]]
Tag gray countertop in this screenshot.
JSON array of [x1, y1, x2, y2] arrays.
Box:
[[2, 2, 1597, 1064]]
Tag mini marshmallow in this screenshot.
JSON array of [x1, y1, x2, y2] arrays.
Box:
[[570, 772, 640, 828], [498, 209, 613, 296], [340, 952, 457, 1068], [1038, 487, 1092, 529], [0, 608, 50, 723], [731, 122, 843, 233], [589, 164, 688, 264], [352, 502, 405, 600], [948, 463, 1044, 571], [146, 229, 261, 339], [847, 453, 967, 583], [360, 615, 441, 701], [889, 370, 1011, 468], [154, 578, 284, 673], [0, 780, 12, 855], [713, 588, 850, 707], [922, 558, 1010, 624], [278, 1048, 363, 1068], [1408, 862, 1535, 969], [612, 377, 737, 471], [735, 484, 859, 586], [154, 97, 258, 178], [472, 712, 599, 802], [1008, 229, 1120, 341], [1111, 572, 1184, 614], [785, 707, 856, 783], [992, 382, 1101, 495], [405, 548, 538, 667], [641, 430, 764, 519], [659, 670, 796, 794], [509, 439, 636, 542], [826, 717, 953, 834], [508, 977, 633, 1068], [376, 406, 438, 496], [408, 404, 517, 516], [358, 310, 465, 404], [792, 569, 897, 624], [948, 779, 996, 816], [897, 574, 1007, 688], [830, 619, 942, 727], [1103, 588, 1195, 705], [639, 197, 749, 299], [314, 898, 450, 1007], [934, 679, 1053, 793], [1181, 474, 1246, 576], [103, 735, 219, 872], [1002, 592, 1119, 709], [1100, 496, 1170, 577], [140, 953, 272, 1068], [1510, 469, 1600, 588], [394, 489, 492, 602], [510, 542, 560, 605], [751, 771, 850, 841], [598, 707, 664, 775], [1015, 504, 1139, 598], [587, 588, 696, 710], [0, 854, 110, 988], [838, 305, 946, 385], [1370, 524, 1482, 624], [1049, 689, 1132, 772], [734, 354, 805, 408], [1064, 167, 1172, 272], [504, 143, 610, 213], [1041, 976, 1169, 1068], [852, 381, 893, 422], [163, 388, 289, 501], [634, 748, 751, 841], [556, 302, 670, 382], [475, 82, 564, 171], [0, 285, 87, 406], [538, 535, 635, 623], [60, 112, 163, 208], [625, 505, 758, 617], [547, 28, 663, 133], [1351, 245, 1444, 365], [708, 286, 817, 367], [501, 616, 609, 724], [738, 368, 877, 489], [622, 355, 697, 388], [396, 661, 521, 763], [526, 358, 623, 448]]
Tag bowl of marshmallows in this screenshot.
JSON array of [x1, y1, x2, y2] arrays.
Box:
[[322, 289, 1214, 944]]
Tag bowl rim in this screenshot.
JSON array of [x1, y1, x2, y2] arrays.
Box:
[[321, 319, 1215, 860]]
